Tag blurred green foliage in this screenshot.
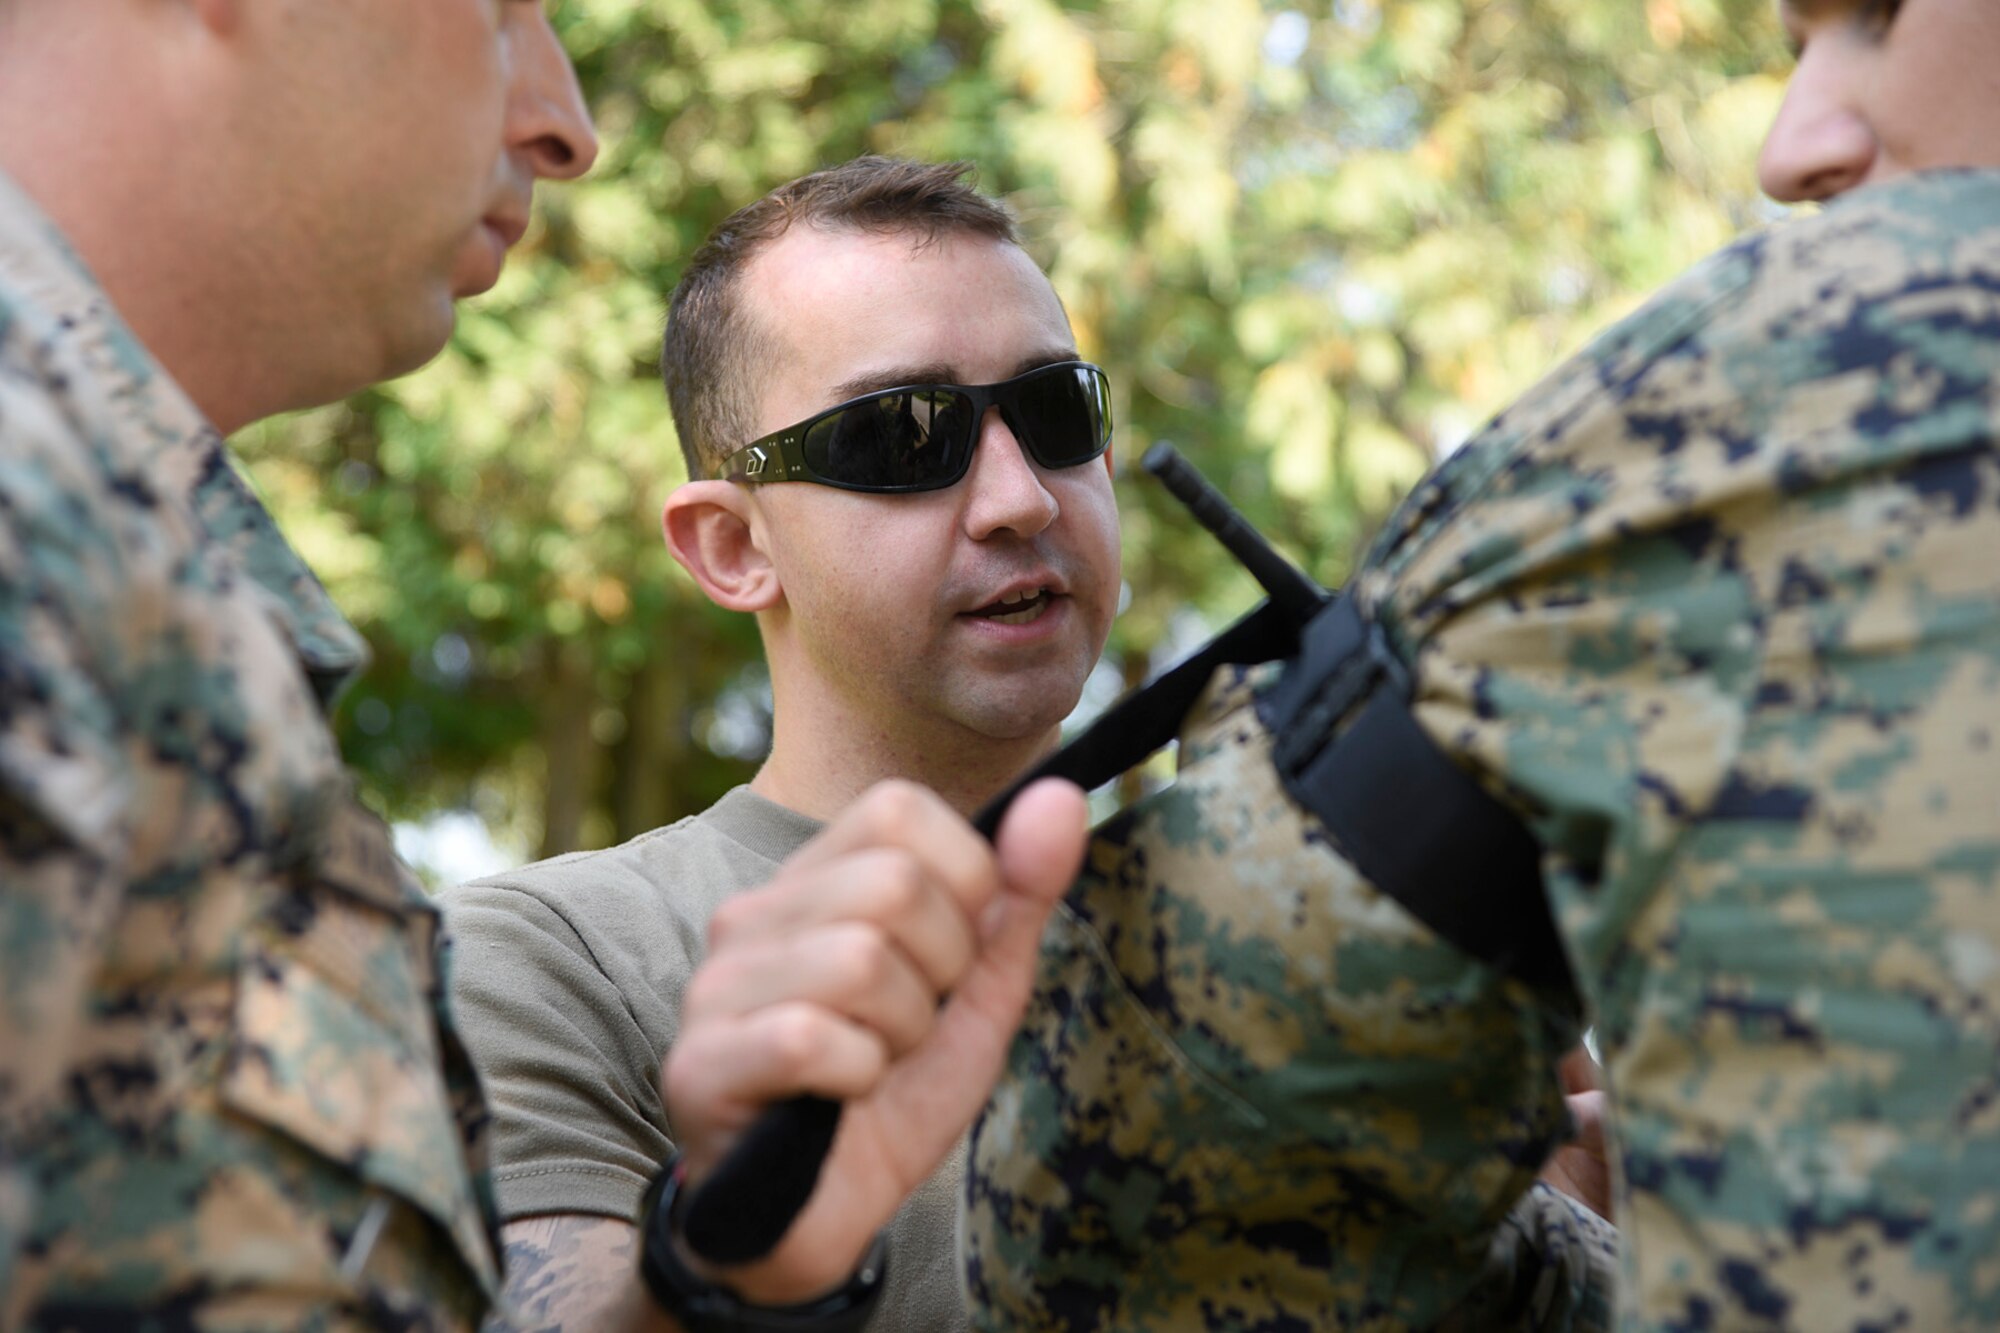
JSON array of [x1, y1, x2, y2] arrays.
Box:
[[234, 0, 1790, 866]]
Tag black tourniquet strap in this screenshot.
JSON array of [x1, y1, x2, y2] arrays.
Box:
[[971, 599, 1303, 839], [1258, 594, 1578, 1001]]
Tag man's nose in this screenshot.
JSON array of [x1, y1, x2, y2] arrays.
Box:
[[1758, 47, 1877, 204], [962, 409, 1059, 541], [508, 12, 600, 182]]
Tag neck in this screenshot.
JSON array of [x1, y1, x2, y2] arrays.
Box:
[[751, 661, 1064, 823], [0, 12, 296, 433]]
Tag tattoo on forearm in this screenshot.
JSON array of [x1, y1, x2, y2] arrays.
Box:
[[485, 1214, 641, 1333]]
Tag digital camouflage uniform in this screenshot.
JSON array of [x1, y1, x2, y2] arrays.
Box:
[[968, 168, 2000, 1331], [0, 171, 502, 1330]]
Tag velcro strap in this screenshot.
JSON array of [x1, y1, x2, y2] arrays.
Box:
[[1259, 596, 1578, 1002]]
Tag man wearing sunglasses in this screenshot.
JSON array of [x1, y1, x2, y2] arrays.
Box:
[[443, 158, 1122, 1331], [0, 14, 1090, 1333], [449, 156, 1612, 1333]]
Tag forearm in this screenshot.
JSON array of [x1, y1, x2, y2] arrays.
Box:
[[487, 1215, 679, 1333]]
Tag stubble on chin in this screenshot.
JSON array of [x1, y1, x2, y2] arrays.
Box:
[[937, 647, 1096, 746]]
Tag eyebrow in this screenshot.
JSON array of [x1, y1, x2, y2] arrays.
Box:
[[826, 348, 1081, 405]]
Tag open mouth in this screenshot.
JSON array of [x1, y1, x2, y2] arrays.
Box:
[[969, 587, 1054, 626]]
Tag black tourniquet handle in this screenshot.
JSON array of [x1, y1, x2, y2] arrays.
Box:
[[679, 1092, 842, 1264], [676, 446, 1324, 1265]]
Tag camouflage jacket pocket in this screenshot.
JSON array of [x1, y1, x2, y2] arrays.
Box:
[[220, 803, 501, 1308]]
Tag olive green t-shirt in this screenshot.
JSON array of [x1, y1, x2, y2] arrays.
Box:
[[442, 786, 970, 1331]]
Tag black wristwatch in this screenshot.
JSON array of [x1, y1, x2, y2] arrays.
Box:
[[637, 1154, 888, 1333]]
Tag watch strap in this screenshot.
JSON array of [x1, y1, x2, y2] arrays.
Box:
[[637, 1154, 888, 1333]]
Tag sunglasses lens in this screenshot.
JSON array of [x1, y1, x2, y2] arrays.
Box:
[[802, 388, 974, 491], [787, 364, 1109, 492], [1009, 365, 1112, 468]]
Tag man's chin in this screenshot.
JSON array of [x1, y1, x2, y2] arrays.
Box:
[[271, 299, 457, 421], [378, 296, 461, 382], [451, 221, 512, 299], [949, 684, 1087, 750]]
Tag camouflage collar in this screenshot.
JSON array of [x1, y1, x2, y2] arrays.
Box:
[[0, 167, 368, 706]]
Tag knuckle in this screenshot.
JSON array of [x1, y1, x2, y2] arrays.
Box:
[[660, 1041, 703, 1095], [706, 893, 758, 945], [766, 1006, 828, 1068], [868, 850, 928, 917], [826, 924, 895, 994], [861, 779, 932, 833], [661, 1033, 724, 1107], [681, 959, 735, 1016]]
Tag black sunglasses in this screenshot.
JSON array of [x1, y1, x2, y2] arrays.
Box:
[[713, 361, 1113, 494]]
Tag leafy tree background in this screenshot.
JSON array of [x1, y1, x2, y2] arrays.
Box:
[[235, 0, 1791, 875]]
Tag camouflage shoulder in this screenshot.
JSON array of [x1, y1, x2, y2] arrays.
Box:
[[966, 665, 1580, 1331], [1361, 167, 2000, 617]]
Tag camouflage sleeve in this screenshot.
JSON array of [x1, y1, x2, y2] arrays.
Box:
[[966, 664, 1583, 1331], [5, 374, 504, 1324], [0, 376, 140, 1294], [1364, 172, 2000, 1329], [0, 803, 129, 1300]]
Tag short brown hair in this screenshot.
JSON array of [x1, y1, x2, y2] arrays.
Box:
[[661, 157, 1020, 480]]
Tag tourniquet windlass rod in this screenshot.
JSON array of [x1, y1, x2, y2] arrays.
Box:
[[1140, 443, 1328, 625]]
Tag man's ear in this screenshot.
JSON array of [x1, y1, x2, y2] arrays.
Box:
[[664, 481, 782, 613]]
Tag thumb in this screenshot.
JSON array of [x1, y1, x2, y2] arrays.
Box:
[[947, 779, 1087, 1027], [994, 777, 1089, 911]]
